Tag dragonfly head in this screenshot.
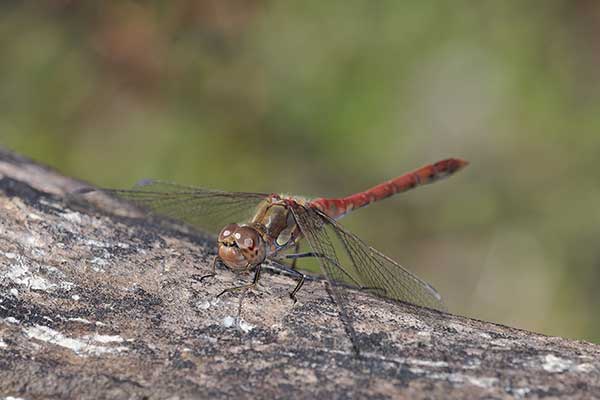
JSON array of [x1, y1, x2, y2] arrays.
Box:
[[217, 223, 267, 270]]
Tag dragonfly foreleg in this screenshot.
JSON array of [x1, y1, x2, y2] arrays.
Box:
[[216, 264, 262, 299], [235, 288, 249, 329], [199, 255, 219, 282]]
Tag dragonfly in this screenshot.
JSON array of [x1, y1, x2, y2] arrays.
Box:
[[79, 158, 468, 353]]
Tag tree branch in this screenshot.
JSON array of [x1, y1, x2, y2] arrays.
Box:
[[0, 147, 598, 399]]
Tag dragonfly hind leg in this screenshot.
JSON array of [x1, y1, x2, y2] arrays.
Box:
[[290, 242, 301, 270], [267, 256, 308, 303], [216, 264, 262, 299], [283, 252, 362, 289], [288, 274, 305, 304], [282, 252, 383, 296]]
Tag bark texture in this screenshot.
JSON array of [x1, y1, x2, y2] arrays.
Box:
[[0, 147, 599, 399]]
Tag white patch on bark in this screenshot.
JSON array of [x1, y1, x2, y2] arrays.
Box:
[[7, 263, 54, 290], [512, 387, 531, 399], [573, 363, 595, 373], [24, 325, 128, 356], [429, 372, 498, 388], [222, 316, 254, 333], [61, 211, 82, 224], [542, 354, 572, 373], [3, 255, 74, 292], [68, 317, 92, 324], [408, 359, 448, 368]]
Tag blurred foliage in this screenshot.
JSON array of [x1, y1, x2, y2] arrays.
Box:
[[2, 0, 600, 342]]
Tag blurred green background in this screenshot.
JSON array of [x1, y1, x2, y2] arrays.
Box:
[[2, 1, 600, 343]]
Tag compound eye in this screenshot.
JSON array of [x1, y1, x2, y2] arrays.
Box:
[[233, 226, 261, 250], [218, 223, 239, 242]]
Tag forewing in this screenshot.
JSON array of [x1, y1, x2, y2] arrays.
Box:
[[298, 206, 446, 311], [83, 179, 268, 235]]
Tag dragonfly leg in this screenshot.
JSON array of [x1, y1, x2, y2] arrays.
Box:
[[283, 251, 324, 260], [283, 252, 362, 288], [264, 257, 309, 303], [216, 264, 262, 299], [290, 242, 301, 270], [199, 255, 219, 282], [288, 274, 305, 304], [282, 252, 385, 296], [235, 288, 249, 328]]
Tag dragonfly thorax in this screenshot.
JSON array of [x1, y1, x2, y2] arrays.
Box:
[[251, 199, 299, 251]]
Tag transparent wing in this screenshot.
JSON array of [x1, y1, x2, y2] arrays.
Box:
[[293, 204, 445, 311], [82, 179, 268, 235], [289, 204, 359, 352]]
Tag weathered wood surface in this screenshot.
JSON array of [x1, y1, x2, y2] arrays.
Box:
[[0, 147, 599, 399]]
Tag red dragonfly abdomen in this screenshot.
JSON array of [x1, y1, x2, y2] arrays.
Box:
[[311, 158, 468, 219]]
